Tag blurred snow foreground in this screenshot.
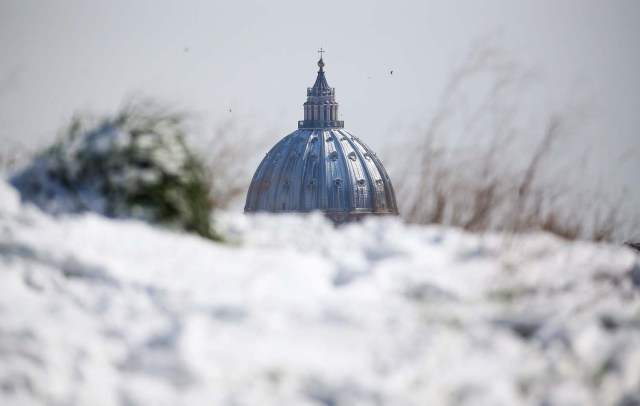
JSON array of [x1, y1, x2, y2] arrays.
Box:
[[1, 180, 639, 406]]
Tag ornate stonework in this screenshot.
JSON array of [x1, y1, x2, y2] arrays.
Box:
[[244, 51, 398, 223]]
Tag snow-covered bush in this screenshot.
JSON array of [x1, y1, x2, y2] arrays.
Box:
[[10, 106, 217, 239]]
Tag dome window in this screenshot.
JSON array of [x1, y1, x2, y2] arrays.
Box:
[[357, 179, 366, 186], [334, 178, 342, 186], [329, 151, 339, 161], [290, 151, 298, 159], [348, 152, 357, 161], [307, 178, 317, 186]]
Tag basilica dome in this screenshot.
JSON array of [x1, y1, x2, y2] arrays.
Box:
[[244, 53, 398, 223]]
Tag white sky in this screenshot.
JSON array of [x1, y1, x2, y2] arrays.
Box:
[[1, 0, 639, 211]]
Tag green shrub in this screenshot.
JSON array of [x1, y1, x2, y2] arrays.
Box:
[[11, 105, 219, 240]]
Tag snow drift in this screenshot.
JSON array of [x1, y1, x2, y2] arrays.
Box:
[[0, 179, 639, 406]]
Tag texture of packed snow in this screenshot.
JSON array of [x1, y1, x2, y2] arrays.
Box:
[[1, 179, 639, 406]]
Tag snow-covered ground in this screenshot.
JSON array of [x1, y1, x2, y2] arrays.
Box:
[[1, 179, 639, 406]]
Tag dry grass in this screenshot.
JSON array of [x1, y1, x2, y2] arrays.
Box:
[[0, 144, 31, 175], [201, 117, 272, 210], [392, 42, 638, 243]]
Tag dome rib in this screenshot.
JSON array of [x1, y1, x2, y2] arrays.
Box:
[[340, 130, 376, 211], [330, 129, 353, 212], [274, 135, 294, 210], [298, 131, 317, 210]]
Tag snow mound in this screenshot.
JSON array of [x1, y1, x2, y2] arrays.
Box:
[[0, 179, 639, 406]]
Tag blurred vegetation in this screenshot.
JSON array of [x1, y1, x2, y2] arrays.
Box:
[[10, 103, 219, 240], [202, 117, 271, 211], [390, 43, 639, 243]]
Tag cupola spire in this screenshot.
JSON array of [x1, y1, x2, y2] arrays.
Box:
[[317, 47, 325, 70], [298, 49, 343, 129], [245, 51, 399, 223]]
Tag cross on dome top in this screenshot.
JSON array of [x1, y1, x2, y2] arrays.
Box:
[[317, 47, 325, 69]]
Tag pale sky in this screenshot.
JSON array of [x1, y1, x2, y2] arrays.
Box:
[[1, 0, 639, 212]]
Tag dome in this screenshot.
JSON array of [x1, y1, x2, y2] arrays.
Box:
[[244, 52, 398, 223]]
